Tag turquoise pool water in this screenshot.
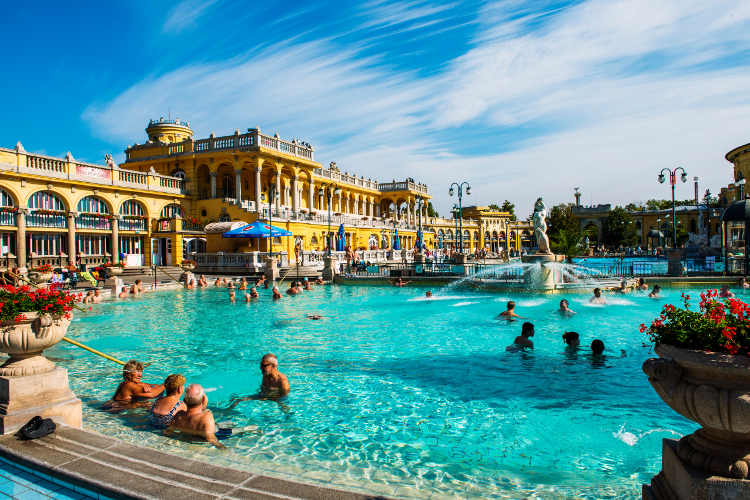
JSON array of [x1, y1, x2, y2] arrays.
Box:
[[48, 284, 711, 499]]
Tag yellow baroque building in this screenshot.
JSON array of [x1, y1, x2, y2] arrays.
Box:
[[0, 118, 526, 271]]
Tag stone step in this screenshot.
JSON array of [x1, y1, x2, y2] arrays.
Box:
[[0, 425, 383, 500]]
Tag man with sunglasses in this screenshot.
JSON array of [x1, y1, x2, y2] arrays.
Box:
[[260, 353, 290, 396]]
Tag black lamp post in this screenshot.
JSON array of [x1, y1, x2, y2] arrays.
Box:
[[265, 185, 277, 256], [658, 167, 687, 249], [449, 182, 471, 253], [415, 196, 424, 249], [319, 185, 341, 256]]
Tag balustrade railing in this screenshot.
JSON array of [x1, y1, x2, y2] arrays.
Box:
[[27, 212, 67, 228], [184, 130, 313, 160], [75, 215, 112, 230], [0, 212, 16, 226]]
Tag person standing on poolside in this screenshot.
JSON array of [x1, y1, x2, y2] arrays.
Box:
[[559, 299, 575, 316], [589, 288, 606, 305], [259, 353, 290, 396], [498, 301, 523, 319]]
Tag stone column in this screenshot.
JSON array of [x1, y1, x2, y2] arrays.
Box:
[[412, 200, 417, 227], [353, 195, 359, 215], [67, 212, 76, 267], [111, 218, 119, 264], [16, 210, 26, 271], [254, 166, 262, 211], [210, 172, 217, 199], [308, 183, 315, 212], [275, 172, 281, 212], [235, 169, 242, 201], [292, 176, 299, 216]]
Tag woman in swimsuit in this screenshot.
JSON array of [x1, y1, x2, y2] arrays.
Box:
[[149, 374, 187, 429]]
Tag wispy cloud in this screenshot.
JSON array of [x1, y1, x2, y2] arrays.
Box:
[[87, 0, 750, 213], [162, 0, 220, 34]]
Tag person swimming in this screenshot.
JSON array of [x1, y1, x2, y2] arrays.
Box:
[[719, 285, 735, 298], [506, 322, 534, 351], [562, 331, 580, 350], [559, 299, 575, 316], [425, 291, 433, 298], [648, 285, 661, 298], [498, 301, 523, 320], [637, 278, 648, 291], [306, 314, 324, 320], [272, 286, 282, 300], [249, 287, 259, 298], [589, 288, 606, 305]]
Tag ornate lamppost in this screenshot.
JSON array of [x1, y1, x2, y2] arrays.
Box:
[[264, 184, 277, 256], [658, 167, 687, 249], [449, 182, 471, 253]]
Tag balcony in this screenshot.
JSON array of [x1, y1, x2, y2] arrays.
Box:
[[378, 180, 429, 195], [0, 148, 185, 195], [126, 128, 315, 162]]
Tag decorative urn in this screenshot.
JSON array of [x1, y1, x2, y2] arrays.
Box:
[[0, 312, 71, 377]]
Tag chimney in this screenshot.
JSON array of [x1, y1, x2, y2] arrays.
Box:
[[693, 177, 699, 205]]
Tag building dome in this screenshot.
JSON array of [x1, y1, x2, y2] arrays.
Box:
[[145, 118, 193, 144]]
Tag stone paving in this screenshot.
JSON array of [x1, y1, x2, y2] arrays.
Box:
[[0, 426, 386, 500]]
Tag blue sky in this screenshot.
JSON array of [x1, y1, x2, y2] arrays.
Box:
[[3, 0, 750, 214]]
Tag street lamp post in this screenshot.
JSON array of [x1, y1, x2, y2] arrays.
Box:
[[415, 196, 424, 249], [451, 204, 459, 252], [449, 182, 471, 253], [265, 185, 277, 256], [658, 167, 687, 249], [318, 185, 341, 256]]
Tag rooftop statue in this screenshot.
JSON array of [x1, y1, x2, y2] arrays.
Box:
[[533, 197, 552, 254]]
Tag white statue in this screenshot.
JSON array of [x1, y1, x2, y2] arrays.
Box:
[[533, 197, 552, 254]]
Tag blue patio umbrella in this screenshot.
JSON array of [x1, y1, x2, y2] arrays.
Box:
[[222, 221, 292, 238], [393, 229, 401, 250], [336, 224, 346, 251]]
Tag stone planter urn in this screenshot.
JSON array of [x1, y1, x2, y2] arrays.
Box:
[[0, 312, 81, 434], [0, 312, 71, 377], [29, 272, 52, 283], [643, 344, 750, 498]]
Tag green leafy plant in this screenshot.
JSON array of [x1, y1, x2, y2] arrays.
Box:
[[0, 285, 79, 323], [641, 290, 750, 355], [551, 228, 582, 262]]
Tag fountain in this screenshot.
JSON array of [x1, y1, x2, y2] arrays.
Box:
[[459, 197, 623, 292]]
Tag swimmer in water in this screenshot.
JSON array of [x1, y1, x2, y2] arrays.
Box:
[[719, 285, 735, 298], [498, 301, 523, 320], [591, 339, 627, 358], [562, 331, 580, 351], [272, 286, 282, 300], [615, 280, 628, 294], [249, 287, 259, 298], [506, 322, 534, 351], [229, 290, 236, 303], [558, 299, 575, 316], [637, 278, 648, 291], [589, 288, 606, 305], [425, 291, 433, 298], [306, 314, 323, 320], [392, 277, 410, 287], [648, 285, 661, 298]]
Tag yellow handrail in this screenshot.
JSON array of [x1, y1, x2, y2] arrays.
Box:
[[61, 337, 125, 365]]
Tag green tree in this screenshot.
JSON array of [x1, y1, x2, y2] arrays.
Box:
[[602, 207, 638, 247], [547, 204, 579, 241], [426, 201, 439, 218], [501, 200, 516, 220], [551, 228, 582, 262]]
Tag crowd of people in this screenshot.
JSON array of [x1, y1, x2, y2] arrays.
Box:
[[106, 354, 290, 448], [181, 273, 328, 303]]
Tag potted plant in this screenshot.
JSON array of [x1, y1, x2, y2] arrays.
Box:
[[642, 289, 750, 479], [29, 263, 53, 283], [0, 284, 78, 376]]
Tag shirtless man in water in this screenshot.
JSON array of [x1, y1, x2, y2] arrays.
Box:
[[108, 360, 164, 406], [498, 301, 523, 320], [167, 384, 224, 448], [260, 353, 290, 396]]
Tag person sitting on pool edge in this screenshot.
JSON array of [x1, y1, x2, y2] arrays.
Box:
[[558, 299, 575, 316], [498, 301, 523, 320], [149, 374, 187, 429], [589, 288, 606, 305], [260, 353, 290, 396], [167, 384, 224, 448], [506, 322, 534, 351], [109, 360, 164, 404]]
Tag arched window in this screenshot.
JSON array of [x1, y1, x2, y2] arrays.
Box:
[[120, 200, 146, 232], [0, 188, 16, 226], [161, 204, 183, 219], [27, 191, 66, 228], [463, 230, 470, 241], [76, 196, 111, 230]]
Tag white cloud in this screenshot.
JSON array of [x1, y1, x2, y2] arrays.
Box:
[[162, 0, 220, 34], [86, 0, 750, 215]]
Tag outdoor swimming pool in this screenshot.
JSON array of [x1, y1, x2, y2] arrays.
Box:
[[48, 284, 710, 499]]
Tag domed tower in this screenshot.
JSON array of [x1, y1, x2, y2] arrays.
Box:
[[145, 117, 193, 144]]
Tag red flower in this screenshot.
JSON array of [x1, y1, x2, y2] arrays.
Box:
[[13, 314, 25, 323], [639, 323, 647, 333]]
